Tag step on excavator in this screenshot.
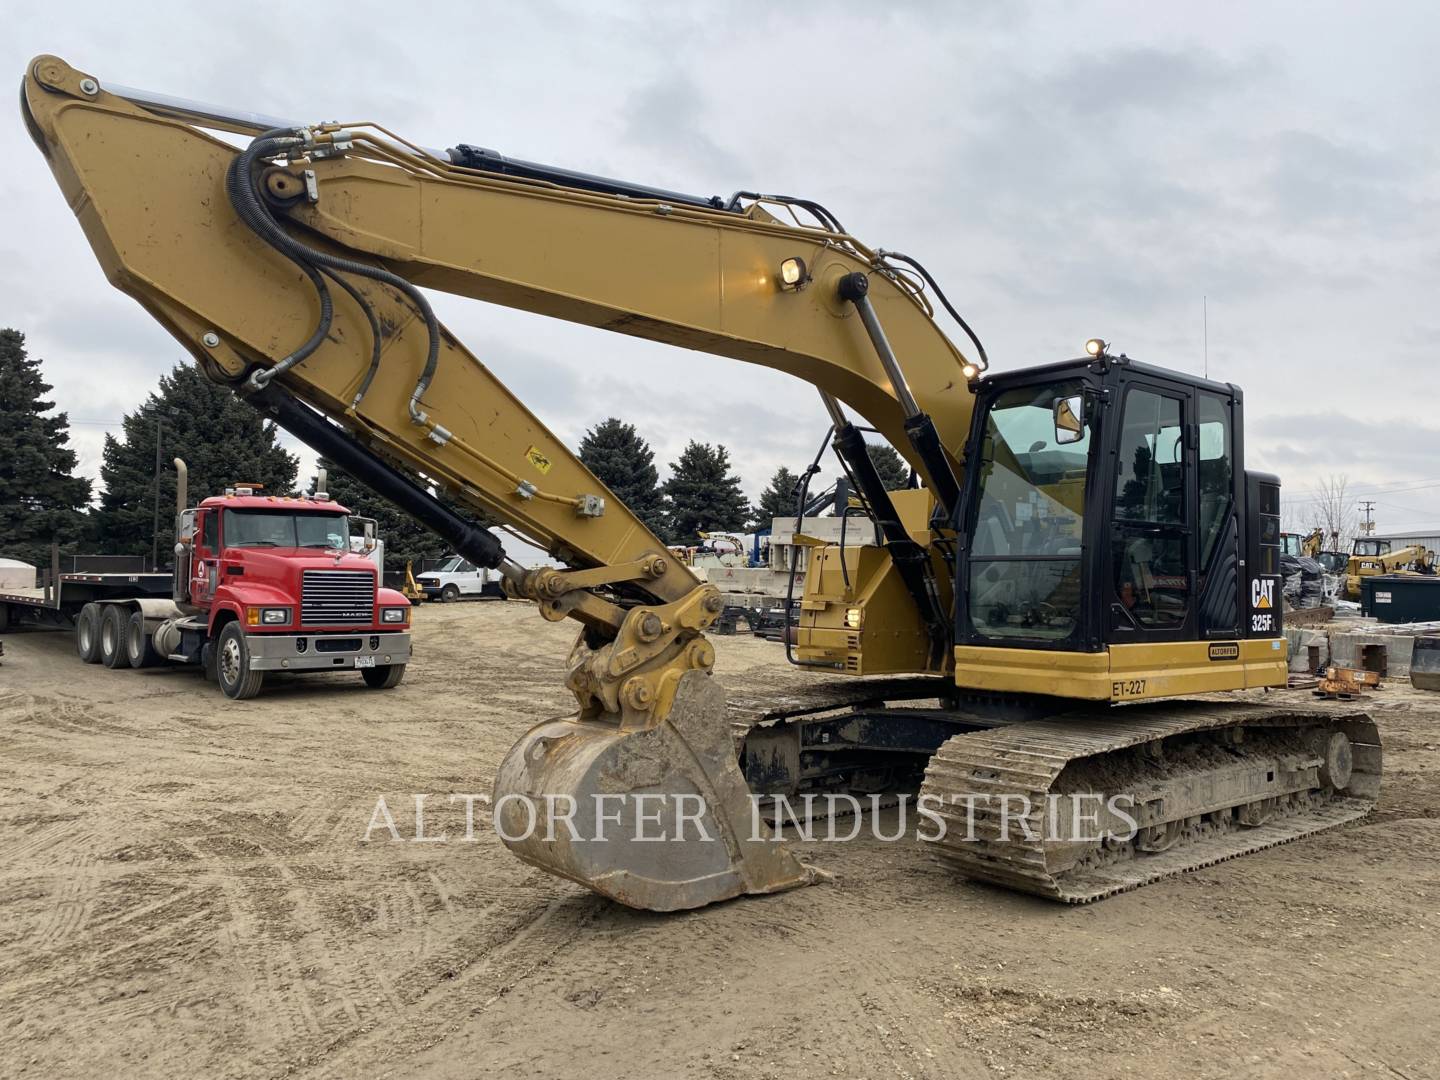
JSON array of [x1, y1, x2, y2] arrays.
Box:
[[22, 56, 1380, 910]]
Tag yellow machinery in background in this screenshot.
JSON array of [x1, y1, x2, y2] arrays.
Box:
[[402, 562, 426, 604], [23, 56, 1379, 909], [1344, 538, 1434, 599]]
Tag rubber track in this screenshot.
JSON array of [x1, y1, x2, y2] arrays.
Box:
[[918, 701, 1381, 903]]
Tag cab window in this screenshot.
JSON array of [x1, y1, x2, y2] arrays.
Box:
[[1196, 394, 1233, 568], [967, 379, 1090, 643], [1112, 388, 1189, 629]]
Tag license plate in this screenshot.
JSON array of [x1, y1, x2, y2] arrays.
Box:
[[354, 655, 376, 669]]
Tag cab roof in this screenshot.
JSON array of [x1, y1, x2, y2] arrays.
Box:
[[196, 493, 350, 513]]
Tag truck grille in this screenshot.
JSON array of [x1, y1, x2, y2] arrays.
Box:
[[301, 570, 374, 625]]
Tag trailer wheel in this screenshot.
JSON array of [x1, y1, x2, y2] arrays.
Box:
[[441, 584, 460, 603], [75, 603, 102, 663], [126, 611, 162, 668], [361, 664, 405, 690], [100, 605, 133, 669], [216, 622, 264, 700]]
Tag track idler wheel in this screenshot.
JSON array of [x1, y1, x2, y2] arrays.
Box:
[[493, 670, 817, 912]]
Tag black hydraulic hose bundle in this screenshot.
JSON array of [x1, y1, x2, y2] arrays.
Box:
[[223, 138, 334, 375], [225, 130, 441, 419], [225, 130, 506, 572], [876, 249, 990, 373]]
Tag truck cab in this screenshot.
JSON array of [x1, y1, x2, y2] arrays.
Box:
[[109, 482, 415, 699]]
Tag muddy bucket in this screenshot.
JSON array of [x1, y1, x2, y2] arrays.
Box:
[[492, 670, 816, 911]]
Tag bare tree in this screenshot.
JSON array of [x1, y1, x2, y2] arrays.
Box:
[[1311, 473, 1356, 552]]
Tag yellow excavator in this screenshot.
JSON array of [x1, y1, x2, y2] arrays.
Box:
[[22, 56, 1380, 910]]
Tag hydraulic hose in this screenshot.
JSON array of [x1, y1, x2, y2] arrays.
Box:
[[223, 135, 334, 378], [227, 130, 441, 422], [784, 426, 843, 670], [876, 249, 990, 372]]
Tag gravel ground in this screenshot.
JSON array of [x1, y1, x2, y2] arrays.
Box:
[[1, 600, 1437, 1079]]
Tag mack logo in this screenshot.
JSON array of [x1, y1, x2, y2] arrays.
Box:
[[1209, 643, 1240, 661]]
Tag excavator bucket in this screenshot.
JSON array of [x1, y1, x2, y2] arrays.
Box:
[[493, 671, 817, 911]]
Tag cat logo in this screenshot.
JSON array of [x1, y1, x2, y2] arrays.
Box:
[[1208, 643, 1240, 661], [1250, 577, 1275, 610]]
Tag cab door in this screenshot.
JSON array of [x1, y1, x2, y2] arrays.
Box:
[[455, 558, 483, 595], [1105, 381, 1197, 643], [191, 508, 221, 604]]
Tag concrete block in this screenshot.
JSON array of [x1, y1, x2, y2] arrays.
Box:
[[1331, 631, 1415, 678]]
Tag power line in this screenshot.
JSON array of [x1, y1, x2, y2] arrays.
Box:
[[1281, 479, 1440, 507]]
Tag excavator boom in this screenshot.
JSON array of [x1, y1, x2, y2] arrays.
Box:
[[22, 55, 978, 910]]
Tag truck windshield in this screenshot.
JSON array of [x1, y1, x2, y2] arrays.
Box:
[[223, 510, 350, 550]]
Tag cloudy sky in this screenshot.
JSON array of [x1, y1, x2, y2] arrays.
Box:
[[4, 2, 1437, 541]]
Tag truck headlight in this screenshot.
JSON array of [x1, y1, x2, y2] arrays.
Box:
[[261, 607, 291, 625], [382, 607, 409, 625]]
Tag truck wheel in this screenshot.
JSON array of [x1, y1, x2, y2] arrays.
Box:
[[100, 606, 133, 669], [441, 584, 460, 603], [216, 622, 265, 700], [126, 611, 162, 668], [76, 603, 103, 663], [362, 664, 405, 689]]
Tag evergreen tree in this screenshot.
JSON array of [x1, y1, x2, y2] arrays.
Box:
[[578, 418, 668, 540], [0, 329, 91, 566], [93, 363, 297, 562], [867, 442, 911, 492], [309, 456, 454, 573], [751, 465, 800, 530], [662, 441, 751, 544]]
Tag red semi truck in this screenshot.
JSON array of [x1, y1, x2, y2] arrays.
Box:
[[3, 461, 412, 699]]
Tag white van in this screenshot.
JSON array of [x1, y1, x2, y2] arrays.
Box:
[[415, 554, 504, 602]]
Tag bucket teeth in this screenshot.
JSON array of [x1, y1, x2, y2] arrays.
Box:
[[493, 670, 818, 912]]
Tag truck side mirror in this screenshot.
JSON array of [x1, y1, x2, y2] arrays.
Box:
[[354, 517, 378, 555], [1053, 394, 1086, 445]]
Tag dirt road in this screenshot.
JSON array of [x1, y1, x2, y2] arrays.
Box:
[[1, 601, 1437, 1078]]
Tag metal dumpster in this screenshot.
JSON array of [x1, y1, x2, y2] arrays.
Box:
[[1359, 574, 1440, 623]]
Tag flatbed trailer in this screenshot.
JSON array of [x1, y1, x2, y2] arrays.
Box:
[[0, 571, 172, 631]]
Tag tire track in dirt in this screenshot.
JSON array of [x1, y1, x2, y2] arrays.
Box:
[[32, 848, 98, 949], [301, 890, 603, 1078]]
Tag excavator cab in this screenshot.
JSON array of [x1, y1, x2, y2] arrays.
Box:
[[953, 353, 1287, 699]]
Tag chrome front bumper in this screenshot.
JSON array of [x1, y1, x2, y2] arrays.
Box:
[[246, 630, 412, 672]]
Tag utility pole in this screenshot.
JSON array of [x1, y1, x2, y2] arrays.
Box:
[[1203, 295, 1208, 379], [1358, 500, 1376, 537]]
